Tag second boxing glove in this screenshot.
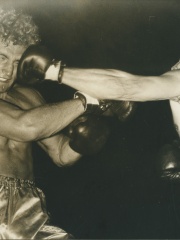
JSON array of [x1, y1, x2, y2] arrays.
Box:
[[101, 100, 137, 121], [65, 114, 111, 155], [157, 140, 180, 181], [74, 91, 111, 115]]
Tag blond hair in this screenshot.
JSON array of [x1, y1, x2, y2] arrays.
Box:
[[0, 8, 41, 47]]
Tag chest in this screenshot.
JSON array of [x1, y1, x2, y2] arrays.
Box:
[[0, 135, 29, 152], [0, 86, 44, 110]]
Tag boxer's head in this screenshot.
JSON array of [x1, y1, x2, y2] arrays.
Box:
[[0, 8, 41, 47], [0, 9, 41, 93]]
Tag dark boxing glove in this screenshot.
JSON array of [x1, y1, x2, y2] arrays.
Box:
[[65, 114, 111, 155], [102, 100, 137, 121], [157, 140, 180, 181], [74, 91, 136, 119], [74, 91, 111, 115], [17, 44, 56, 85]]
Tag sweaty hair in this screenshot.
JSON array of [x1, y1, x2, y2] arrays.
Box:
[[0, 8, 41, 47]]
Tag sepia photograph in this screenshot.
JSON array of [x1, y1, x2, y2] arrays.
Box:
[[0, 0, 180, 239]]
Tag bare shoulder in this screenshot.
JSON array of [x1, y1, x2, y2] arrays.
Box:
[[5, 84, 46, 109]]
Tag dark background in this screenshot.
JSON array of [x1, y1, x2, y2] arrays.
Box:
[[1, 0, 180, 238]]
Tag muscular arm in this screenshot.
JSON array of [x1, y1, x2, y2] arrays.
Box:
[[3, 86, 83, 166], [38, 134, 81, 167], [59, 68, 180, 101], [0, 98, 84, 142], [19, 45, 180, 102]]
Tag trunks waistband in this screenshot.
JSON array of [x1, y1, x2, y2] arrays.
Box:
[[0, 175, 35, 188]]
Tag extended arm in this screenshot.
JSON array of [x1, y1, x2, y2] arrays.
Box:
[[61, 68, 180, 101], [17, 45, 180, 103]]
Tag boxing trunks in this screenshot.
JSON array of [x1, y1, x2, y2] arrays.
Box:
[[0, 175, 72, 239]]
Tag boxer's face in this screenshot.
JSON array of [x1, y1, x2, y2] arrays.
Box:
[[0, 40, 26, 93]]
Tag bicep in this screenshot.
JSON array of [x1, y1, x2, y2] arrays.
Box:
[[0, 102, 29, 141], [0, 87, 47, 141]]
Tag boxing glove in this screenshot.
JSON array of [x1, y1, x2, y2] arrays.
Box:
[[74, 91, 111, 115], [65, 114, 111, 155], [17, 44, 55, 85], [157, 140, 180, 181], [101, 100, 137, 121]]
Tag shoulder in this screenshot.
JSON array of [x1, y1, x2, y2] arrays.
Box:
[[6, 84, 46, 109]]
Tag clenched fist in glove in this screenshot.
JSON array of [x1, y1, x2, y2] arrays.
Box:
[[65, 114, 111, 155], [101, 100, 137, 121], [157, 140, 180, 181], [17, 44, 61, 85], [74, 91, 137, 119], [109, 100, 136, 121], [74, 91, 111, 115]]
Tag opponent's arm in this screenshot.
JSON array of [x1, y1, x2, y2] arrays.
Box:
[[61, 69, 180, 102], [17, 45, 180, 102]]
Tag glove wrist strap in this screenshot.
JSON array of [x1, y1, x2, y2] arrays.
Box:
[[74, 91, 99, 112], [58, 61, 66, 84]]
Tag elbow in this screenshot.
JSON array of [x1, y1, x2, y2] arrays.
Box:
[[48, 136, 82, 167], [53, 155, 81, 167], [52, 159, 68, 167], [18, 126, 38, 142], [53, 156, 67, 167]]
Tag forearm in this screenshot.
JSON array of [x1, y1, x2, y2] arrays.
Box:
[[57, 135, 82, 166], [19, 45, 180, 101], [61, 68, 135, 100], [38, 134, 82, 167], [61, 68, 180, 101], [20, 99, 84, 141]]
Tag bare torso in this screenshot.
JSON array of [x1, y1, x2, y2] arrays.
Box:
[[0, 84, 45, 180], [0, 137, 33, 180]]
